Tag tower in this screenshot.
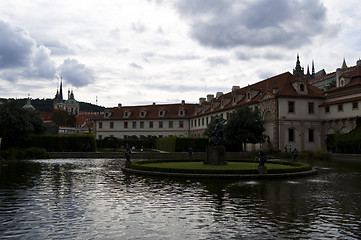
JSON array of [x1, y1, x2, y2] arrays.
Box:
[[293, 54, 304, 78]]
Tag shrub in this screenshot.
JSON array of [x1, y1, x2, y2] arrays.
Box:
[[0, 147, 52, 160]]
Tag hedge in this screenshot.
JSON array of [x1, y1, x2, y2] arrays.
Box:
[[30, 133, 96, 152], [96, 137, 154, 150], [154, 136, 208, 152]]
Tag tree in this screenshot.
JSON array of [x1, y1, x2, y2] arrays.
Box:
[[223, 106, 265, 151], [0, 100, 45, 149], [52, 109, 76, 127]]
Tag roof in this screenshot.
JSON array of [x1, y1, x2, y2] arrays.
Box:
[[101, 102, 197, 120]]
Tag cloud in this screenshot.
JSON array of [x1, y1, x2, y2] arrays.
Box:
[[0, 20, 56, 80], [58, 58, 95, 87], [129, 62, 144, 70], [176, 0, 333, 49], [207, 56, 229, 66]]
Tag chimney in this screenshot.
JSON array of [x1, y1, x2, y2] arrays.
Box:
[[207, 94, 214, 102], [199, 97, 206, 105], [153, 102, 156, 105], [181, 100, 185, 105], [232, 86, 240, 92], [357, 59, 361, 66], [118, 103, 122, 108], [216, 92, 223, 99]]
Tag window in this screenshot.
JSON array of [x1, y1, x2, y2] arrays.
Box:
[[169, 121, 173, 128], [140, 121, 144, 129], [159, 110, 164, 116], [124, 122, 128, 129], [132, 121, 136, 129], [308, 129, 314, 142], [288, 101, 295, 113], [202, 118, 204, 126], [98, 135, 103, 140], [140, 111, 144, 117], [308, 102, 314, 114], [179, 121, 184, 128], [288, 128, 295, 142], [179, 110, 184, 116], [159, 121, 163, 128], [353, 102, 359, 110], [325, 106, 330, 113], [149, 121, 153, 128], [110, 122, 114, 129], [300, 84, 305, 91], [98, 122, 103, 129], [338, 104, 343, 112], [198, 119, 200, 126], [206, 117, 209, 124]]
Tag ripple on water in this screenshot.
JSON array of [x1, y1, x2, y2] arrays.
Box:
[[1, 158, 361, 239]]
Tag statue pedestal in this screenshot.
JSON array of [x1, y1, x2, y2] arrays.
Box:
[[258, 165, 267, 175], [204, 145, 227, 165]]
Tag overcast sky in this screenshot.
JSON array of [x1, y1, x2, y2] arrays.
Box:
[[0, 0, 360, 107]]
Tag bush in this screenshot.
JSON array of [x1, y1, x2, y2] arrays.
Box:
[[31, 133, 96, 152], [155, 136, 208, 152], [0, 147, 52, 160]]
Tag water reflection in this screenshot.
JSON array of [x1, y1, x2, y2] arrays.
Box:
[[0, 158, 361, 239]]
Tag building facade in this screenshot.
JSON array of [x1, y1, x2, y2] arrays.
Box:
[[94, 56, 361, 152]]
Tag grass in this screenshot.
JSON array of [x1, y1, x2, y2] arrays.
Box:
[[130, 159, 312, 175]]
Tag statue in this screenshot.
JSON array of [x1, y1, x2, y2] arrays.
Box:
[[124, 144, 131, 167], [258, 151, 267, 167], [209, 117, 226, 146], [205, 116, 227, 165]]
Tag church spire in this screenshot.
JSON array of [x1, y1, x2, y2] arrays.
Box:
[[341, 58, 348, 69], [59, 77, 63, 102], [293, 53, 304, 78]]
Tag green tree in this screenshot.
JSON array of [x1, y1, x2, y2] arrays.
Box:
[[0, 100, 45, 149], [52, 109, 76, 127], [223, 106, 265, 151]]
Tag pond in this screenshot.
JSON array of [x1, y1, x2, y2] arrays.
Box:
[[0, 158, 360, 239]]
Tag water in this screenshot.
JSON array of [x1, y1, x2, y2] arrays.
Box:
[[0, 158, 361, 239]]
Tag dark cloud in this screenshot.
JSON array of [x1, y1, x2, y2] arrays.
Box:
[[0, 20, 34, 68], [0, 20, 56, 80], [58, 58, 95, 87], [176, 0, 331, 49], [236, 51, 282, 61]]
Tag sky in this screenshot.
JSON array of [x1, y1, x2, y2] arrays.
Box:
[[0, 0, 361, 107]]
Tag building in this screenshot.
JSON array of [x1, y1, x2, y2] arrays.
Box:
[[94, 56, 361, 152], [54, 79, 79, 115], [94, 101, 196, 139]]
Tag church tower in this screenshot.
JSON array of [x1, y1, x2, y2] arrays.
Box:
[[293, 54, 304, 78]]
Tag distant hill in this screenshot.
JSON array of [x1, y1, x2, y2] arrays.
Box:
[[0, 98, 105, 113]]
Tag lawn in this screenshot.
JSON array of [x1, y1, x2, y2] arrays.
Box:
[[130, 160, 311, 174]]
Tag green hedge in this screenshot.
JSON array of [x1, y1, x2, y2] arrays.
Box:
[[155, 136, 208, 152], [96, 137, 154, 150], [329, 127, 361, 154], [0, 147, 52, 160], [31, 133, 96, 152]]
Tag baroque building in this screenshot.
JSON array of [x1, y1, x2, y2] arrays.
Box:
[[54, 79, 79, 115], [93, 55, 361, 152]]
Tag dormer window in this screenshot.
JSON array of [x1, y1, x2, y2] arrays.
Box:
[[159, 109, 166, 117], [300, 84, 305, 91], [124, 110, 131, 118], [247, 92, 251, 100], [340, 79, 345, 87], [140, 110, 147, 117], [179, 109, 185, 116]]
